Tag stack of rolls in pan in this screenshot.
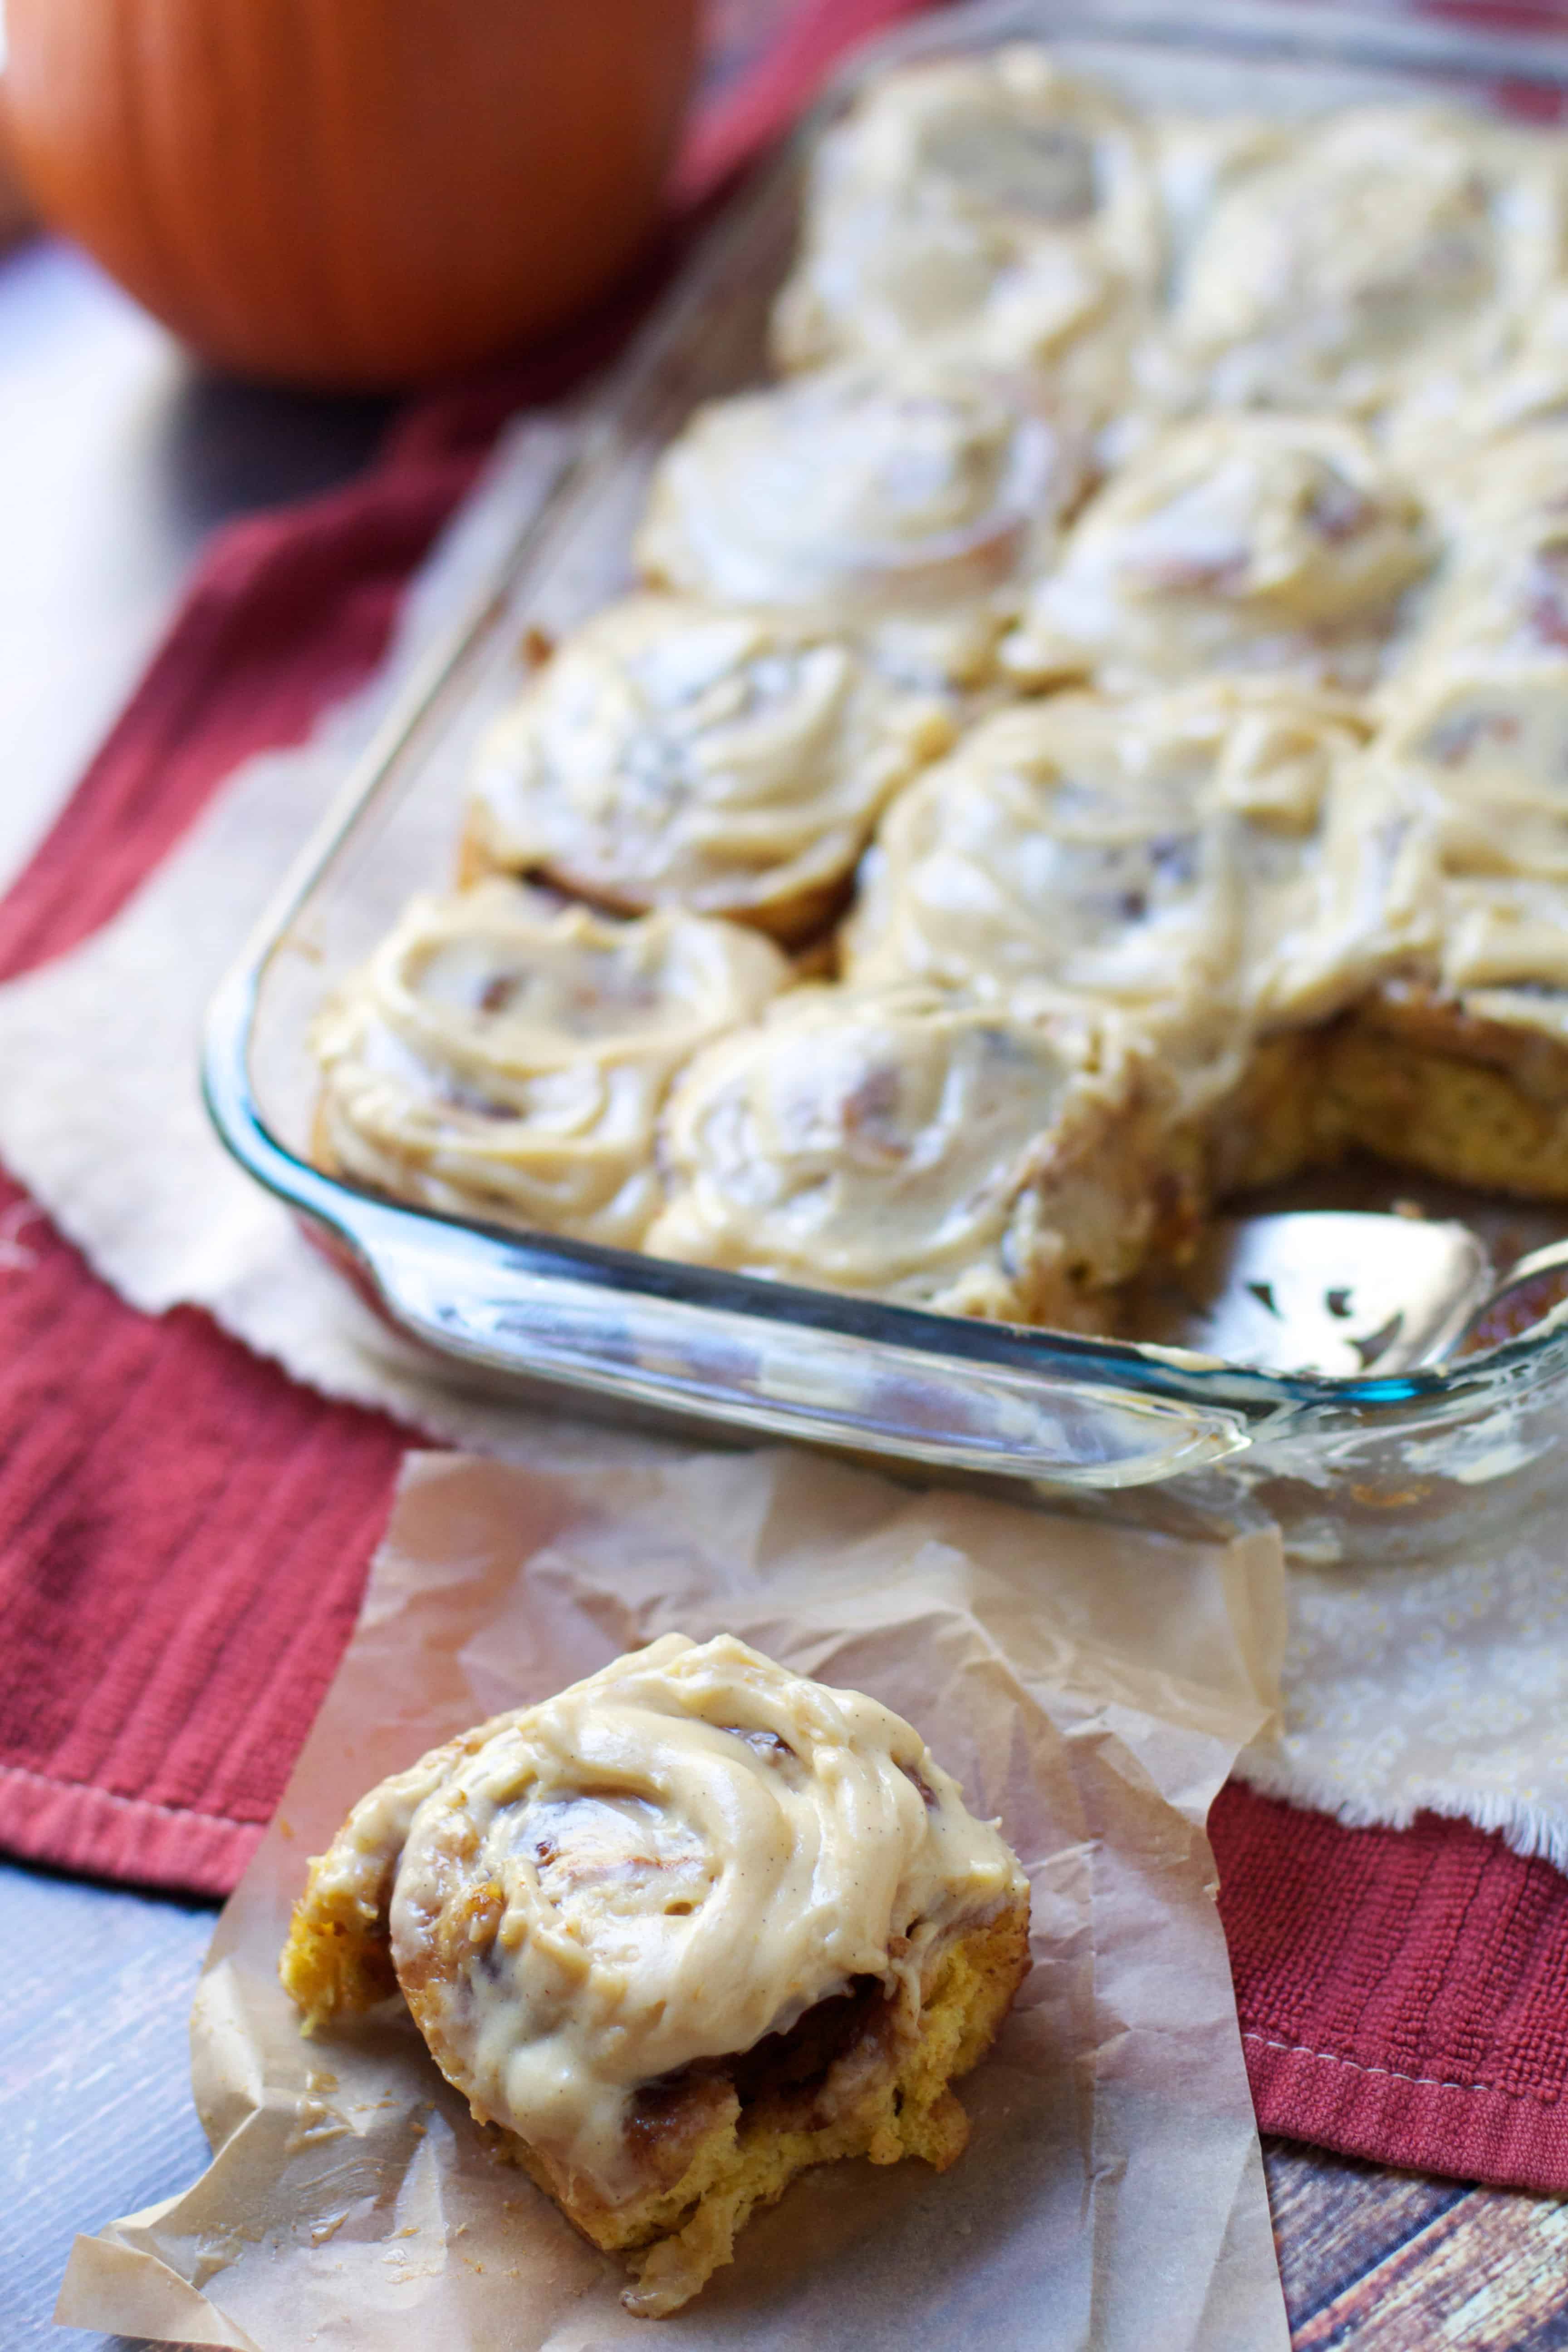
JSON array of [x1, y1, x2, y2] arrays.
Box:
[[314, 47, 1568, 1332]]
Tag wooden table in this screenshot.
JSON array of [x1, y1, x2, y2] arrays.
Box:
[[3, 171, 1568, 2352]]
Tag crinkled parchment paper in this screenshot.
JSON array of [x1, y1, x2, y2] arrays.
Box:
[[59, 1446, 1290, 2352]]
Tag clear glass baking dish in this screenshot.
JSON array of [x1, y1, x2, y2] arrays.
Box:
[[203, 0, 1568, 1547]]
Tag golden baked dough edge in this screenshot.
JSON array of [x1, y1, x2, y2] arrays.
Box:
[[281, 1883, 1031, 2317], [530, 1901, 1031, 2314], [1206, 1000, 1568, 1205]]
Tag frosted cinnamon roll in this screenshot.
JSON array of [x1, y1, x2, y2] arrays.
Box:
[[1372, 661, 1568, 884], [771, 47, 1160, 416], [1000, 415, 1433, 692], [281, 1632, 1032, 2318], [311, 882, 787, 1245], [633, 358, 1085, 688], [1355, 657, 1568, 1005], [646, 984, 1199, 1324], [462, 596, 952, 946], [1389, 429, 1568, 672], [1289, 660, 1568, 1199], [843, 683, 1376, 1042], [1388, 289, 1568, 467], [1150, 106, 1568, 421]]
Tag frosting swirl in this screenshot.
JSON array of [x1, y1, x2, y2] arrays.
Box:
[[1156, 106, 1568, 419], [466, 595, 952, 943], [1357, 425, 1568, 1037], [772, 46, 1161, 411], [1001, 415, 1433, 692], [1356, 661, 1568, 1038], [313, 882, 787, 1244], [634, 358, 1083, 686], [844, 684, 1376, 1042], [301, 1633, 1026, 2202], [646, 983, 1181, 1318], [1394, 428, 1568, 673]]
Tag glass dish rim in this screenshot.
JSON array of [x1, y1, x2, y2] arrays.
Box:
[[201, 0, 1568, 1442]]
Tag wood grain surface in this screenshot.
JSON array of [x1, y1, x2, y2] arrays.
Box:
[[1265, 2140, 1568, 2350]]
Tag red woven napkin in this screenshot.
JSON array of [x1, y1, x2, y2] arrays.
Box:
[[5, 0, 1568, 2206]]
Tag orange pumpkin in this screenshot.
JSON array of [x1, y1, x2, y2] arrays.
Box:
[[0, 0, 701, 388]]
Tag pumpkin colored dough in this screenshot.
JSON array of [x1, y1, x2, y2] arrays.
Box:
[[0, 0, 700, 388]]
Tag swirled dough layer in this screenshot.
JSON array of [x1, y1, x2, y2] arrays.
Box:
[[287, 1632, 1027, 2208], [1151, 105, 1568, 421], [464, 596, 952, 944], [843, 684, 1392, 1046], [646, 983, 1192, 1318], [312, 882, 788, 1244], [771, 47, 1161, 415], [634, 358, 1084, 686], [1000, 416, 1434, 692]]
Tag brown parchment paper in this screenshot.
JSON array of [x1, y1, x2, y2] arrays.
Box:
[[58, 1445, 1290, 2352]]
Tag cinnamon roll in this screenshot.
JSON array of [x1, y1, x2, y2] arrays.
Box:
[[1152, 106, 1568, 422], [281, 1632, 1032, 2318], [771, 45, 1161, 416], [1389, 427, 1568, 673], [633, 358, 1086, 688], [645, 983, 1200, 1323], [1321, 657, 1568, 1198], [311, 881, 788, 1245], [843, 683, 1380, 1040], [1000, 415, 1434, 693], [462, 594, 952, 946]]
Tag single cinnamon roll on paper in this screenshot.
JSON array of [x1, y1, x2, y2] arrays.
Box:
[[280, 1632, 1032, 2318]]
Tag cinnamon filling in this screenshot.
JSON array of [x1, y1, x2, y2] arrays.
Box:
[[626, 1972, 902, 2179]]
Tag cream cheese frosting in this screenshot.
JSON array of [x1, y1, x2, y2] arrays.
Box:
[[1150, 105, 1568, 421], [1360, 424, 1568, 1039], [1388, 285, 1568, 466], [1000, 415, 1434, 692], [633, 358, 1085, 687], [771, 46, 1162, 415], [843, 683, 1385, 1048], [312, 882, 788, 1244], [465, 595, 953, 943], [1392, 427, 1568, 670], [299, 1632, 1027, 2204], [1354, 658, 1568, 1042], [1151, 112, 1292, 279], [646, 982, 1185, 1319]]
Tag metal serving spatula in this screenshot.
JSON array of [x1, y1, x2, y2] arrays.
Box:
[[1129, 1211, 1568, 1377]]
